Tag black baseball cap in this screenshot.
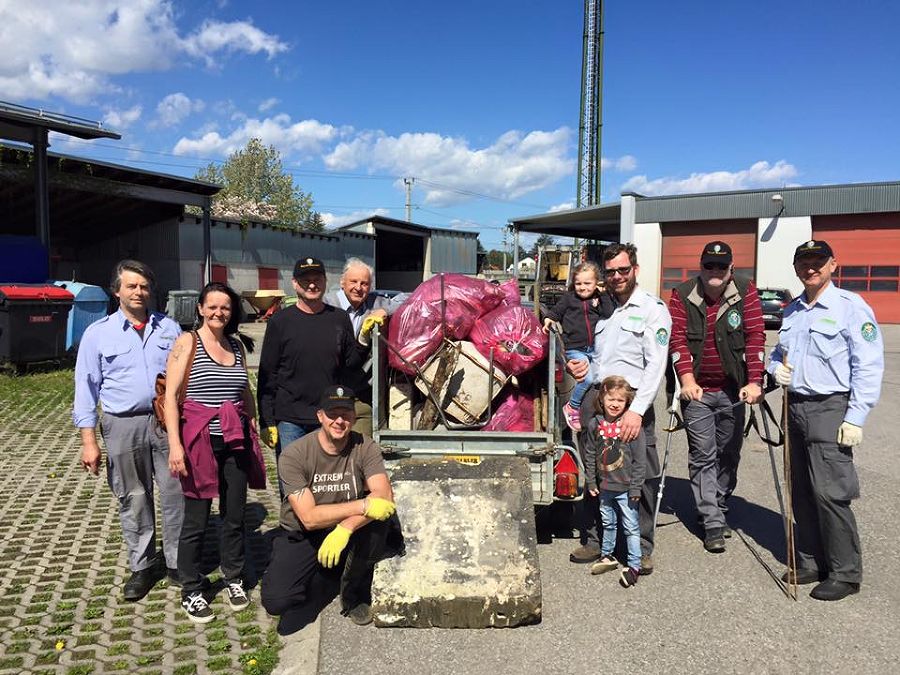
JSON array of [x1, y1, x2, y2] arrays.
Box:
[[793, 239, 834, 262], [700, 241, 733, 265], [319, 385, 356, 413], [293, 256, 326, 279]]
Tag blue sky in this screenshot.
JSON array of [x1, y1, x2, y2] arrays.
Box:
[[1, 1, 899, 250]]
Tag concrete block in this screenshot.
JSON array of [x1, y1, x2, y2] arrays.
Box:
[[372, 457, 541, 628]]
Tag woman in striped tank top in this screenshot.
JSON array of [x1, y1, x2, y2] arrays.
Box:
[[164, 282, 265, 624]]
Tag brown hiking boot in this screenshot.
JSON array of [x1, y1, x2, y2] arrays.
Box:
[[569, 544, 602, 564], [639, 554, 654, 575]]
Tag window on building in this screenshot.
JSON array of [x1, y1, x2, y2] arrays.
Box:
[[835, 265, 900, 292]]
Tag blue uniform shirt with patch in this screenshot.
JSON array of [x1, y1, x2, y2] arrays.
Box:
[[767, 282, 883, 426]]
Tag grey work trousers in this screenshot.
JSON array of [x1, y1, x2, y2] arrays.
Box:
[[787, 393, 862, 584], [100, 412, 185, 572], [683, 387, 744, 530], [579, 389, 660, 556]]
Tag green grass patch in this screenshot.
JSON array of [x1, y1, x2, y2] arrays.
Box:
[[206, 656, 233, 672], [0, 657, 25, 670], [173, 665, 198, 675], [107, 643, 130, 656], [107, 659, 130, 671], [66, 665, 95, 675]]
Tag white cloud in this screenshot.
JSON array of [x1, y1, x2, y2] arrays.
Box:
[[172, 113, 338, 158], [321, 208, 391, 230], [103, 105, 142, 129], [258, 97, 279, 113], [621, 160, 799, 196], [156, 92, 204, 126], [549, 201, 575, 212], [323, 127, 574, 206], [0, 0, 287, 102], [600, 154, 638, 172]]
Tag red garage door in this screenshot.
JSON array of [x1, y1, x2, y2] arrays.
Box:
[[813, 213, 900, 323], [258, 267, 279, 290], [660, 220, 757, 301]]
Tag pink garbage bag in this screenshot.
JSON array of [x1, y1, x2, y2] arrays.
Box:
[[483, 391, 535, 432], [387, 274, 505, 373], [469, 305, 548, 375], [497, 279, 521, 306]]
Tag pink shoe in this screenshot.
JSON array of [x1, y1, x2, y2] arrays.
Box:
[[563, 402, 582, 432]]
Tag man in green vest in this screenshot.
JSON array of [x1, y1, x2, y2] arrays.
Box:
[[667, 241, 766, 553]]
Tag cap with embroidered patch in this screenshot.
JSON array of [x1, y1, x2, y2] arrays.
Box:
[[700, 240, 733, 265], [319, 385, 356, 413], [793, 240, 834, 262], [293, 257, 326, 279]]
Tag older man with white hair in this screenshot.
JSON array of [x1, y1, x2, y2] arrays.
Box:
[[325, 258, 404, 435]]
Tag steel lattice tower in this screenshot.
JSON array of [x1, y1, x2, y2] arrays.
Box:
[[577, 0, 603, 207]]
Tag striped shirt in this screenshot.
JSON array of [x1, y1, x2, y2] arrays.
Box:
[[185, 334, 248, 435], [669, 281, 766, 391]]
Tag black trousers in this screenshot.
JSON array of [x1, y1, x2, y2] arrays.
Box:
[[177, 435, 249, 595], [260, 520, 388, 616], [578, 388, 659, 556]]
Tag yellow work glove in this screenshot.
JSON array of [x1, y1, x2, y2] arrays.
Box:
[[261, 426, 278, 448], [358, 314, 385, 347], [317, 525, 352, 568], [363, 496, 396, 521]]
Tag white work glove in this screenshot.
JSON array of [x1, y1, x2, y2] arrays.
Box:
[[774, 362, 793, 387], [837, 422, 863, 447]]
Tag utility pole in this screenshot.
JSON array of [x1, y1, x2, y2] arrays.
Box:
[[403, 177, 415, 222], [577, 0, 603, 209]]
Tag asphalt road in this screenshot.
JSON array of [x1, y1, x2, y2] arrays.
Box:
[[313, 327, 900, 675]]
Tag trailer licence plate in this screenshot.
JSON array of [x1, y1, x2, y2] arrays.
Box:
[[443, 454, 482, 466]]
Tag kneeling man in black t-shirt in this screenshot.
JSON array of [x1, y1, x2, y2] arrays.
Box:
[[261, 385, 396, 625]]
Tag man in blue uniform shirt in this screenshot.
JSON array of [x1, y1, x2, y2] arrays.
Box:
[[74, 260, 184, 601], [768, 240, 884, 601]]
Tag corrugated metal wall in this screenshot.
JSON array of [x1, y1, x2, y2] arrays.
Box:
[[177, 218, 375, 295], [428, 229, 478, 274]]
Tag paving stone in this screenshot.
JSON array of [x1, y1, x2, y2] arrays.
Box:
[[0, 369, 285, 674], [371, 457, 542, 628]]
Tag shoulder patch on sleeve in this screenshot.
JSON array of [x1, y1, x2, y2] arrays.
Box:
[[656, 327, 669, 345], [861, 322, 878, 342]]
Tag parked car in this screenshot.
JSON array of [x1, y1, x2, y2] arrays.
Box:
[[758, 287, 792, 328]]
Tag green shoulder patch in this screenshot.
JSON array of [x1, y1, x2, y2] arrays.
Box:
[[656, 327, 669, 346], [861, 321, 878, 342]]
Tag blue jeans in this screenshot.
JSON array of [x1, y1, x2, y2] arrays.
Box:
[[275, 421, 319, 499], [599, 489, 642, 570], [565, 347, 594, 409]]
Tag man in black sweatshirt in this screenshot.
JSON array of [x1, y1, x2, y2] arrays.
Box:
[[257, 256, 366, 498]]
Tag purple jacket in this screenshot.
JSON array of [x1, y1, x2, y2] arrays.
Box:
[[180, 399, 267, 499]]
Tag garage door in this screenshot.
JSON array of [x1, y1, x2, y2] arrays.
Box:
[[660, 220, 757, 301], [813, 214, 900, 323]]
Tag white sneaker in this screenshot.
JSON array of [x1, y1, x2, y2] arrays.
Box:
[[226, 580, 250, 610]]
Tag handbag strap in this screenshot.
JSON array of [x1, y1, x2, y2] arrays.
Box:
[[175, 330, 198, 405]]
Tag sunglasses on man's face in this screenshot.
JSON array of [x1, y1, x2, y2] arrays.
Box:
[[603, 266, 633, 278], [702, 262, 730, 271]]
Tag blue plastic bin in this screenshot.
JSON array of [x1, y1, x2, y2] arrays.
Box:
[[52, 281, 109, 350]]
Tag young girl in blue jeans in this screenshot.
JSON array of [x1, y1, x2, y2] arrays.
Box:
[[541, 262, 613, 432], [582, 375, 646, 587]]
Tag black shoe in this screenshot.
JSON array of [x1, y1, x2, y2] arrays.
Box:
[[810, 579, 859, 601], [722, 525, 732, 539], [781, 568, 821, 585], [703, 528, 726, 553], [181, 592, 215, 623], [638, 554, 654, 575], [346, 603, 373, 626], [123, 568, 160, 601], [166, 568, 182, 587], [569, 544, 602, 564]]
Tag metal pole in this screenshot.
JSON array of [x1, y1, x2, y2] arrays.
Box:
[[512, 224, 520, 281], [202, 198, 212, 285], [33, 127, 51, 275], [403, 177, 414, 223]]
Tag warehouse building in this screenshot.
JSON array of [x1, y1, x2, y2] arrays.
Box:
[[512, 181, 900, 323]]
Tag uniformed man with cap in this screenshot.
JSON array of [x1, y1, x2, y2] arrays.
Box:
[[257, 257, 366, 498], [668, 240, 766, 553], [768, 239, 884, 601]]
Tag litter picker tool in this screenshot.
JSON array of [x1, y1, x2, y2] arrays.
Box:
[[651, 370, 681, 544]]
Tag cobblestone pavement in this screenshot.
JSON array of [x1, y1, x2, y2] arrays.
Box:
[[0, 370, 287, 674]]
